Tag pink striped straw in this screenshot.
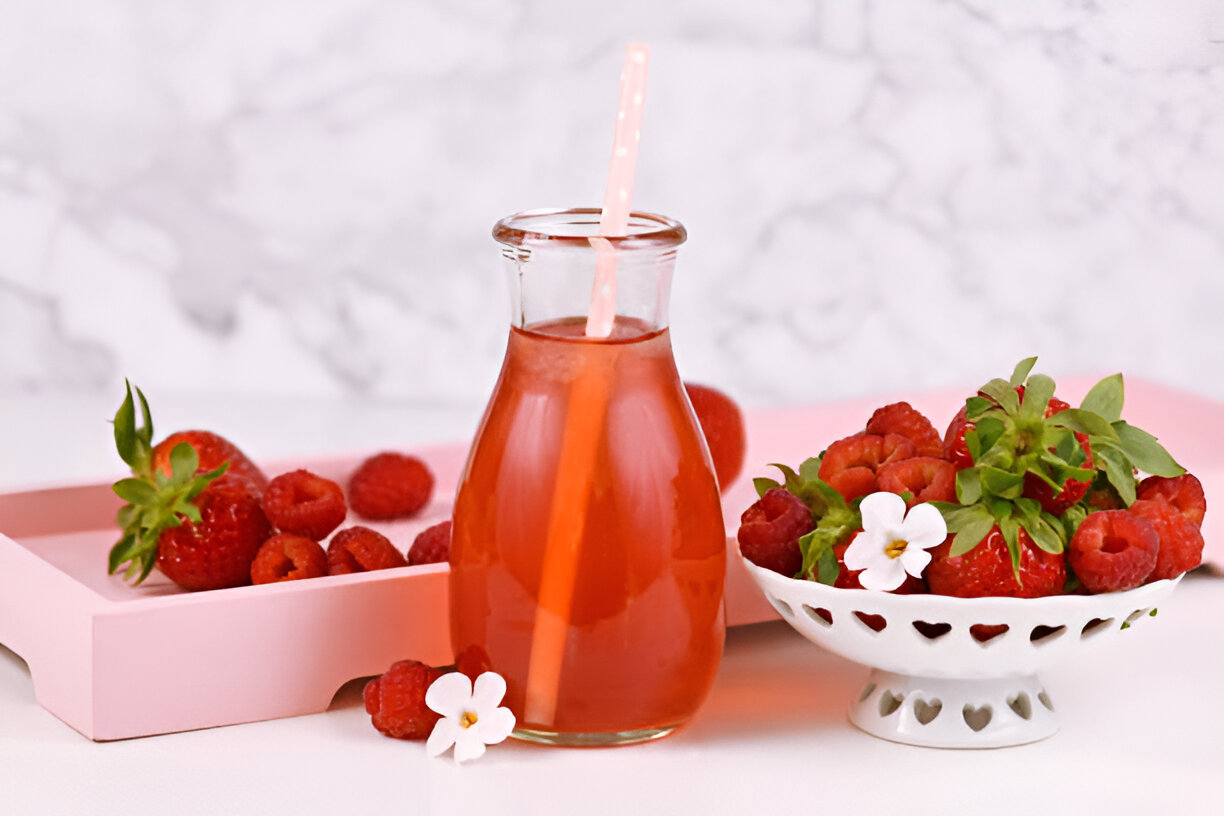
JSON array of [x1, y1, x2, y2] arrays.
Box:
[[585, 43, 649, 338], [521, 44, 652, 729]]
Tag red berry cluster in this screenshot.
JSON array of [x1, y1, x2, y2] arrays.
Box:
[[737, 360, 1206, 598], [106, 384, 447, 592], [251, 453, 448, 585]]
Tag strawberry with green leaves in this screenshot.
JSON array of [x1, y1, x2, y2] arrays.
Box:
[[930, 359, 1185, 595], [109, 382, 272, 591]]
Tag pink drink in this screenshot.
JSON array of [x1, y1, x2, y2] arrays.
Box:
[[450, 315, 726, 741]]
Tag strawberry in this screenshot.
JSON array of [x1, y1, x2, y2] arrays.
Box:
[[108, 382, 272, 589], [152, 431, 268, 495], [156, 482, 273, 590], [927, 526, 1066, 598], [684, 383, 747, 492], [943, 377, 1095, 515], [943, 361, 1183, 518], [817, 432, 916, 502]]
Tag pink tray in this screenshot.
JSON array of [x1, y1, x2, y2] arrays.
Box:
[[2, 380, 1219, 740]]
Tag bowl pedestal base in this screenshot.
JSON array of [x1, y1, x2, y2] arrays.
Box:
[[849, 670, 1059, 749]]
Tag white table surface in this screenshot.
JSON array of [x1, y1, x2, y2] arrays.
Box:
[[1, 393, 1221, 815]]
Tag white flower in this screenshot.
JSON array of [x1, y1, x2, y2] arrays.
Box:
[[425, 671, 516, 763], [843, 492, 948, 591]]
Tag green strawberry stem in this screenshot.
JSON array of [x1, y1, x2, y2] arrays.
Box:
[[108, 382, 227, 584], [938, 359, 1185, 579]]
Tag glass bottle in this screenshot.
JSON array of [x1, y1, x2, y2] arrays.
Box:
[[450, 208, 726, 746]]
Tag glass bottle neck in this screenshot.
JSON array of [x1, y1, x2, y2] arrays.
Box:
[[493, 209, 686, 335]]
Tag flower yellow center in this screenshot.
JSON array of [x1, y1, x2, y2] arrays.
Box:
[[885, 538, 908, 559], [459, 711, 478, 729]]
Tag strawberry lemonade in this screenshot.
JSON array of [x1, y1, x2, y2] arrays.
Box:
[[451, 313, 726, 743]]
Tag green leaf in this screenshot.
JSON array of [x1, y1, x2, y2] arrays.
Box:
[[1112, 421, 1185, 477], [1049, 428, 1078, 462], [1020, 374, 1056, 421], [169, 442, 200, 485], [1050, 408, 1118, 441], [798, 508, 858, 583], [753, 477, 781, 499], [979, 378, 1020, 414], [184, 463, 228, 501], [1081, 373, 1124, 422], [108, 533, 137, 574], [115, 504, 136, 530], [1061, 504, 1088, 540], [1037, 455, 1096, 489], [1012, 499, 1064, 554], [964, 428, 981, 463], [980, 467, 1024, 499], [956, 468, 982, 504], [998, 516, 1022, 580], [965, 396, 993, 420], [985, 496, 1013, 521], [814, 546, 839, 586], [1095, 445, 1137, 506], [113, 382, 138, 469], [136, 385, 154, 450], [1009, 357, 1038, 386], [112, 478, 158, 505], [973, 416, 1006, 456], [770, 463, 803, 494], [798, 457, 822, 483], [174, 501, 202, 524], [949, 512, 995, 557]]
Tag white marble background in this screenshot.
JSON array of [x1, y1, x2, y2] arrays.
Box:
[[2, 0, 1223, 415]]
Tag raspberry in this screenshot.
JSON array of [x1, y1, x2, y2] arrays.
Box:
[[261, 469, 347, 540], [250, 532, 328, 584], [327, 526, 407, 574], [1067, 510, 1159, 593], [364, 660, 444, 740], [349, 453, 434, 521], [875, 457, 956, 507], [1138, 474, 1206, 528], [1129, 499, 1204, 581], [684, 383, 748, 492], [817, 432, 917, 502], [865, 402, 943, 457], [408, 520, 451, 566], [927, 527, 1065, 598], [737, 488, 813, 577]]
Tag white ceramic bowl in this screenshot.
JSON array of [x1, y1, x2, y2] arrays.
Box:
[[740, 554, 1182, 748]]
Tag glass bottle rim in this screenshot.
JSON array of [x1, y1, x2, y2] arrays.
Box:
[[493, 208, 686, 251]]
